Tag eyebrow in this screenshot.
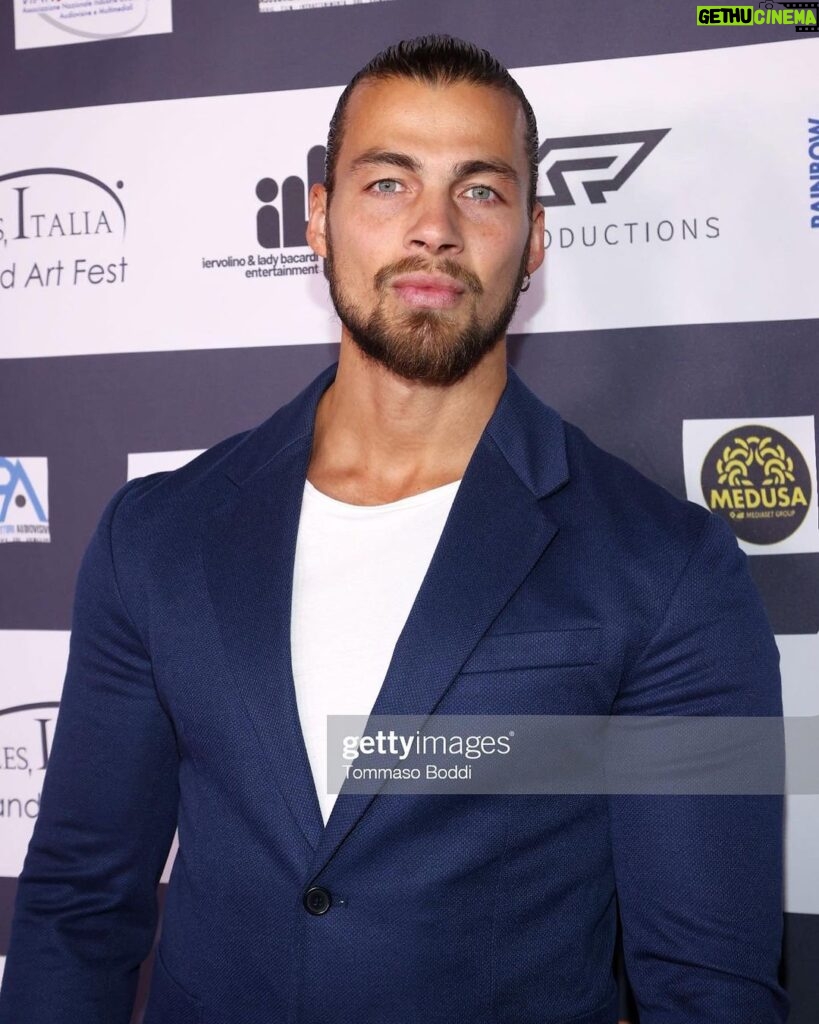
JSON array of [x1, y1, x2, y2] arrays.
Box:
[[348, 149, 521, 187], [452, 159, 520, 186], [349, 150, 421, 174]]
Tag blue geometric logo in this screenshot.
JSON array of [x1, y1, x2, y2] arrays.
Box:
[[0, 458, 47, 522]]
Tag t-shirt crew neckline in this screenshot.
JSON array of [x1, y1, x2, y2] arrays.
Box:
[[303, 477, 462, 516]]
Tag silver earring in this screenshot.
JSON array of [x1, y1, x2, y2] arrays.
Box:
[[520, 272, 531, 293]]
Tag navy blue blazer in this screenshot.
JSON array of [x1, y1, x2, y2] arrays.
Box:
[[0, 361, 788, 1024]]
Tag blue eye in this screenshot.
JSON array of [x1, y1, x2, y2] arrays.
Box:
[[373, 180, 401, 193], [465, 185, 497, 202]]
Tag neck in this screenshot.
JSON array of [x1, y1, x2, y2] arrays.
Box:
[[306, 332, 507, 505]]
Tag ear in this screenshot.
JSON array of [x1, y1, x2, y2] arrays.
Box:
[[526, 201, 545, 276], [306, 183, 329, 258]]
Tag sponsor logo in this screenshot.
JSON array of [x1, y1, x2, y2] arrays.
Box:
[[14, 0, 174, 51], [537, 129, 670, 208], [0, 702, 58, 820], [543, 215, 720, 249], [259, 0, 393, 12], [683, 416, 819, 552], [534, 128, 722, 253], [201, 146, 325, 282], [701, 425, 811, 543], [809, 119, 819, 228], [0, 169, 128, 293], [0, 458, 50, 543], [696, 3, 818, 30], [255, 145, 325, 250]]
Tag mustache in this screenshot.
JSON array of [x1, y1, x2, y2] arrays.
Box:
[[374, 256, 483, 295]]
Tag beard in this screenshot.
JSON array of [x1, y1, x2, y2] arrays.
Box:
[[324, 233, 529, 387]]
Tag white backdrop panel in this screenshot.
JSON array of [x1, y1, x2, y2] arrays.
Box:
[[2, 39, 817, 358]]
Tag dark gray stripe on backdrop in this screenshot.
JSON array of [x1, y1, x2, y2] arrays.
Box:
[[0, 321, 817, 632], [782, 913, 819, 1024], [0, 877, 16, 953], [0, 0, 812, 118]]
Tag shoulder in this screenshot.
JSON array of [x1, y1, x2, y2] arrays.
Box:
[[561, 417, 716, 552], [108, 365, 331, 533], [97, 427, 254, 563], [556, 418, 746, 644]]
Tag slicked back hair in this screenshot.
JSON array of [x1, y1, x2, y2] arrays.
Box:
[[324, 35, 540, 216]]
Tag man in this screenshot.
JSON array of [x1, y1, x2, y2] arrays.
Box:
[[0, 35, 787, 1024]]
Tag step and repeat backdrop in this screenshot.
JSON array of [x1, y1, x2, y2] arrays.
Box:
[[1, 1, 818, 1020]]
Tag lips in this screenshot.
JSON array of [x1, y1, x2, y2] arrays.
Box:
[[390, 272, 467, 310]]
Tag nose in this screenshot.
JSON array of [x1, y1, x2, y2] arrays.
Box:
[[403, 189, 464, 256]]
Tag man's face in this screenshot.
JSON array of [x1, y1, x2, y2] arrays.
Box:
[[307, 76, 544, 386]]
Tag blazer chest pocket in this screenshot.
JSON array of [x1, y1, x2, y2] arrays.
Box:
[[143, 947, 203, 1024], [459, 628, 602, 674]]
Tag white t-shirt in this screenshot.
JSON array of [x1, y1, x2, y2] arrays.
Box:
[[291, 476, 461, 824]]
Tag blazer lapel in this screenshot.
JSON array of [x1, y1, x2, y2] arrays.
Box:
[[202, 365, 338, 854], [309, 365, 570, 877]]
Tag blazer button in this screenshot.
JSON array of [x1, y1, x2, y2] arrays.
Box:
[[303, 885, 332, 915]]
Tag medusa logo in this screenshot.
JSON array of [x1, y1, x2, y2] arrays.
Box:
[[0, 457, 50, 543], [701, 426, 812, 543], [536, 129, 670, 208]]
